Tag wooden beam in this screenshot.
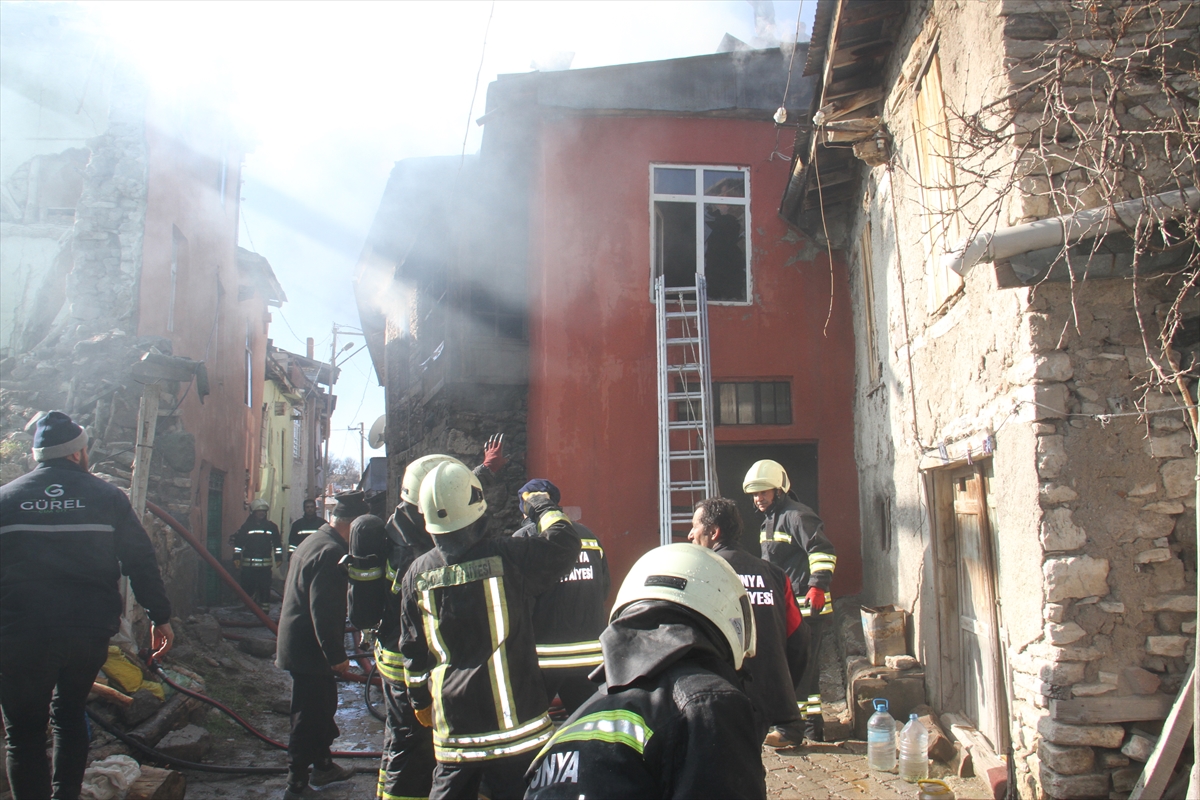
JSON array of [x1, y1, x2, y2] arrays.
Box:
[[817, 170, 854, 189], [832, 40, 894, 68], [840, 0, 906, 27], [1130, 667, 1195, 800], [825, 73, 879, 101], [1051, 693, 1175, 725], [828, 89, 884, 121]]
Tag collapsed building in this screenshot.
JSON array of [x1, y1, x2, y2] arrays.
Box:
[[0, 5, 331, 615], [783, 0, 1198, 797]]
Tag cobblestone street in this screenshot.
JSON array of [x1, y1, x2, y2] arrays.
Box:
[[764, 740, 993, 800]]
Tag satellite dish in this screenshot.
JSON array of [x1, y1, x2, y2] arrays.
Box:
[[368, 415, 386, 450]]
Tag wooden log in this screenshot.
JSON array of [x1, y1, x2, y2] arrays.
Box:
[[90, 682, 133, 708], [918, 712, 956, 763], [949, 742, 974, 778], [126, 765, 185, 800], [1051, 693, 1175, 724], [942, 712, 1007, 800], [128, 693, 204, 748]]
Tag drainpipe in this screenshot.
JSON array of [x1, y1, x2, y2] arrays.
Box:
[[942, 186, 1199, 278]]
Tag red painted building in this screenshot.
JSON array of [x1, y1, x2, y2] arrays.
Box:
[[358, 49, 862, 598]]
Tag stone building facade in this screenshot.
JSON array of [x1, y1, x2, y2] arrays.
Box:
[[784, 1, 1197, 797]]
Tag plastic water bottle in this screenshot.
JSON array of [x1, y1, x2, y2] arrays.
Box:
[[866, 698, 897, 771], [899, 713, 930, 782]]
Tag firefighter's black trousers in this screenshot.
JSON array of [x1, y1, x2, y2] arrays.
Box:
[[377, 677, 435, 799], [239, 566, 273, 606], [0, 635, 109, 800]]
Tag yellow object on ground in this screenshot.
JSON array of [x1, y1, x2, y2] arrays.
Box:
[[101, 646, 165, 700]]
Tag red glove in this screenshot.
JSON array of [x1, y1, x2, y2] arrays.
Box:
[[806, 587, 826, 615], [482, 433, 506, 474]]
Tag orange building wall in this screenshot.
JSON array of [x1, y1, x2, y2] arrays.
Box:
[[138, 115, 268, 552], [526, 115, 862, 597]]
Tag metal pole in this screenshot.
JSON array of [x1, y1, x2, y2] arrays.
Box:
[[359, 422, 365, 477]]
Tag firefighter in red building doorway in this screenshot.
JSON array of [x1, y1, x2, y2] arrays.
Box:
[[347, 438, 507, 800], [744, 459, 836, 743], [399, 462, 579, 800], [687, 496, 809, 748], [512, 479, 610, 716], [230, 498, 283, 613], [524, 543, 765, 799]]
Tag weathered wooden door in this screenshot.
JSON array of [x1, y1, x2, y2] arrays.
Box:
[[952, 465, 1004, 749]]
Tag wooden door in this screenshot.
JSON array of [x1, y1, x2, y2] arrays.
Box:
[[951, 466, 1004, 749]]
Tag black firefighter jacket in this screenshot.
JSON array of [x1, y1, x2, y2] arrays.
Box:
[[276, 525, 348, 675], [288, 514, 326, 554], [399, 499, 580, 763], [0, 459, 172, 641], [513, 520, 610, 671], [524, 602, 766, 800], [758, 495, 837, 617], [712, 542, 802, 733], [231, 515, 282, 568]]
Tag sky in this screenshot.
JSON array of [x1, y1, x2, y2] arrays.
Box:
[[89, 0, 816, 466]]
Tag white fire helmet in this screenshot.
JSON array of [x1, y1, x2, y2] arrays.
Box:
[[611, 543, 756, 670], [418, 460, 487, 535], [742, 459, 791, 494], [250, 498, 269, 512], [401, 454, 466, 506]]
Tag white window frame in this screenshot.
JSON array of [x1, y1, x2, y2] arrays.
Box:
[[648, 163, 752, 305]]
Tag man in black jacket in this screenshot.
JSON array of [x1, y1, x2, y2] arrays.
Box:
[[287, 498, 324, 558], [0, 411, 173, 799], [276, 490, 365, 799], [230, 498, 282, 612], [400, 462, 579, 800], [688, 497, 807, 748], [525, 543, 765, 800], [512, 479, 610, 715]]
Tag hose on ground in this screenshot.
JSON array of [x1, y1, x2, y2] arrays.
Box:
[[86, 709, 287, 775], [363, 662, 385, 722], [150, 662, 382, 759]]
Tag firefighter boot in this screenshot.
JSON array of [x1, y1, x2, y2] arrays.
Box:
[[310, 761, 354, 787], [281, 771, 309, 799], [804, 714, 825, 743], [764, 721, 807, 748]]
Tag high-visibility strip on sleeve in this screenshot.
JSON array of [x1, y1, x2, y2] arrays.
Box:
[[538, 710, 653, 759], [536, 641, 603, 669], [808, 553, 837, 573], [537, 510, 570, 532], [374, 643, 407, 684], [348, 564, 384, 582], [760, 530, 792, 543], [579, 538, 604, 553], [403, 667, 429, 688]]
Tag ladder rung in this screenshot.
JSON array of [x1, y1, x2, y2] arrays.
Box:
[[667, 392, 703, 401], [670, 481, 708, 492], [667, 364, 702, 372], [666, 337, 701, 345], [664, 311, 698, 319], [669, 450, 707, 460], [667, 420, 703, 430]]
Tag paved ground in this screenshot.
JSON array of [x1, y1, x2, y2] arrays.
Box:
[[764, 740, 993, 800]]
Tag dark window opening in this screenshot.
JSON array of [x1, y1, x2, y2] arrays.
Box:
[[655, 201, 696, 289], [466, 286, 526, 341], [704, 204, 746, 302], [715, 381, 791, 425]]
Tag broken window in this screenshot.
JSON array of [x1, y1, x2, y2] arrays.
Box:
[[714, 381, 791, 425], [651, 165, 750, 302]]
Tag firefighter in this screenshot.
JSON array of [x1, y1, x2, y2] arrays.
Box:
[[347, 438, 507, 800], [399, 462, 579, 800], [687, 496, 808, 748], [0, 411, 173, 800], [230, 498, 283, 612], [743, 459, 836, 743], [512, 479, 610, 715], [525, 543, 765, 800], [276, 490, 366, 799], [288, 498, 325, 558]]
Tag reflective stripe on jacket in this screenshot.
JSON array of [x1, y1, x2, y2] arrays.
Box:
[[400, 502, 579, 762], [758, 495, 836, 616]]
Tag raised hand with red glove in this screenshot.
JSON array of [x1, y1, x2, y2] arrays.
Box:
[[805, 586, 826, 615], [482, 433, 506, 474]]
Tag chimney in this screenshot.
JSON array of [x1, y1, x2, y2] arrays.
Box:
[[307, 337, 314, 359]]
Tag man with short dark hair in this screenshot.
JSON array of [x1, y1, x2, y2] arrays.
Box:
[[288, 498, 324, 558], [276, 490, 365, 799], [689, 496, 807, 748], [0, 411, 173, 799]]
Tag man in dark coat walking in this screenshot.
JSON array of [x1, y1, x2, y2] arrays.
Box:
[[276, 490, 367, 799], [0, 411, 173, 799]]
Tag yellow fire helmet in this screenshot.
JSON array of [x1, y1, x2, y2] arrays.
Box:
[[401, 454, 467, 506], [742, 459, 790, 494], [418, 460, 487, 535]]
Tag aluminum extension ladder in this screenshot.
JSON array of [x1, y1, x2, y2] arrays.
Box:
[[655, 274, 719, 545]]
